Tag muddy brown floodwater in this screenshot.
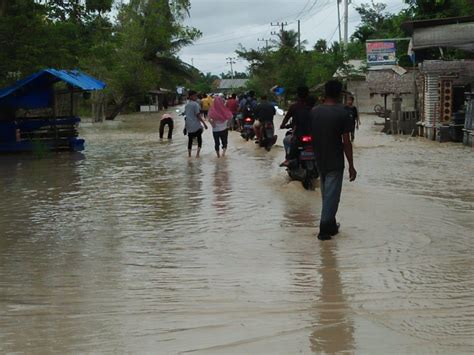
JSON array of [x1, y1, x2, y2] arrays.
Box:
[[0, 111, 473, 354]]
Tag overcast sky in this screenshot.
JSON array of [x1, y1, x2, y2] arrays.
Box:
[[179, 0, 408, 75]]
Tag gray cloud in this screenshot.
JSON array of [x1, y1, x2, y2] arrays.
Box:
[[179, 0, 407, 74]]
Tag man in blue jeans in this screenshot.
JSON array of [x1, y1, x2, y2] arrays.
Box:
[[310, 80, 357, 240]]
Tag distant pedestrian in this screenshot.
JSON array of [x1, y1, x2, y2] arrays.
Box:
[[310, 80, 357, 241], [208, 96, 232, 158], [159, 113, 173, 140], [201, 94, 213, 118], [345, 95, 360, 141], [185, 90, 208, 158], [226, 93, 239, 130]]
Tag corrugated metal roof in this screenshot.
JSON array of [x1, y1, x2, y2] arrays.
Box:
[[401, 16, 474, 52], [0, 69, 105, 100], [401, 16, 474, 33], [0, 69, 106, 109], [413, 22, 474, 52], [218, 79, 249, 89]]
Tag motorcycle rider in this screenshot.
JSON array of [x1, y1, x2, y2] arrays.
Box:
[[238, 91, 257, 130], [253, 95, 276, 144], [279, 86, 314, 166]]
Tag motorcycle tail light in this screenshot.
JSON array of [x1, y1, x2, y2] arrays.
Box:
[[301, 135, 312, 143], [244, 117, 252, 122]]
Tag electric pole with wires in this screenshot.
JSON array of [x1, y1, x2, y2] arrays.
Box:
[[271, 21, 288, 36], [343, 0, 349, 46], [337, 0, 342, 44], [258, 38, 270, 51], [297, 19, 301, 52], [226, 57, 236, 80]]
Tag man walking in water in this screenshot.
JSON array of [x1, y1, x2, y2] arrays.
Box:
[[345, 95, 360, 142], [185, 90, 208, 158], [310, 80, 357, 240]]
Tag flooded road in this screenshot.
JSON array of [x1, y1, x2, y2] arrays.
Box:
[[1, 111, 473, 353]]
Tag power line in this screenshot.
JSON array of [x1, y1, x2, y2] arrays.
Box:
[[299, 0, 332, 22], [300, 0, 321, 20], [328, 23, 341, 43], [190, 0, 333, 49], [189, 2, 321, 44], [294, 0, 313, 20], [191, 27, 272, 47]]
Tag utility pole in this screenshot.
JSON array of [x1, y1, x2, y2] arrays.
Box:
[[258, 38, 270, 50], [191, 58, 194, 67], [297, 19, 301, 52], [337, 0, 342, 44], [270, 22, 288, 35], [343, 0, 349, 46], [226, 57, 236, 80]]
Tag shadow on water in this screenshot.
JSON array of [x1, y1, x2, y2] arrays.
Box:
[[310, 243, 355, 353], [212, 159, 232, 216]]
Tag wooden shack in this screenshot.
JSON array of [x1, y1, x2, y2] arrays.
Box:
[[0, 69, 105, 153]]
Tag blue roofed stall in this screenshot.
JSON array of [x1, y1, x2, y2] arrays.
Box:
[[0, 69, 105, 153]]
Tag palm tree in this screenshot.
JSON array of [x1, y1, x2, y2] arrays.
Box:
[[272, 30, 308, 50]]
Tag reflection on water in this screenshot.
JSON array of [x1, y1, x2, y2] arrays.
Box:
[[310, 243, 354, 353], [212, 159, 232, 216], [0, 113, 473, 353]]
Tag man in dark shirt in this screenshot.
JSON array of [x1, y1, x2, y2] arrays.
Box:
[[280, 86, 314, 165], [345, 95, 360, 142], [310, 80, 357, 240], [253, 95, 276, 143]]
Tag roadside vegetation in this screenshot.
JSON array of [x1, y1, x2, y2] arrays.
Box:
[[1, 0, 473, 115], [0, 0, 201, 119], [236, 0, 474, 102]]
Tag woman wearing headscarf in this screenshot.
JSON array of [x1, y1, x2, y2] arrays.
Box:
[[208, 96, 233, 158]]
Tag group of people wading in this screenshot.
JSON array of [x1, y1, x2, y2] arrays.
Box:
[[161, 80, 359, 241]]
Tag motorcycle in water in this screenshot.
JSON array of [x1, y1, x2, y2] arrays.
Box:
[[282, 126, 318, 190], [258, 121, 278, 151], [240, 116, 255, 141]]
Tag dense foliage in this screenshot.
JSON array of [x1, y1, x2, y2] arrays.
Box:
[[0, 0, 201, 119], [235, 0, 474, 103], [1, 0, 473, 113]]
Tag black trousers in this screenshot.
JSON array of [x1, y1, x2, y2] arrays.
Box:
[[188, 129, 203, 150], [159, 118, 173, 139], [213, 129, 228, 151]]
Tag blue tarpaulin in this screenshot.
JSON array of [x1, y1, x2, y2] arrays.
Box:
[[0, 69, 106, 109]]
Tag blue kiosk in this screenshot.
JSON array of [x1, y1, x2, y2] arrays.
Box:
[[0, 69, 105, 153]]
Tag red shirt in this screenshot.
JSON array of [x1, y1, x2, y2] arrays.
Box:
[[226, 98, 239, 114]]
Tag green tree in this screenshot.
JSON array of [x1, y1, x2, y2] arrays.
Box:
[[404, 0, 474, 19], [1, 0, 200, 120], [83, 0, 201, 119], [236, 32, 343, 105], [192, 72, 219, 93], [352, 2, 404, 43], [220, 71, 249, 79]]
